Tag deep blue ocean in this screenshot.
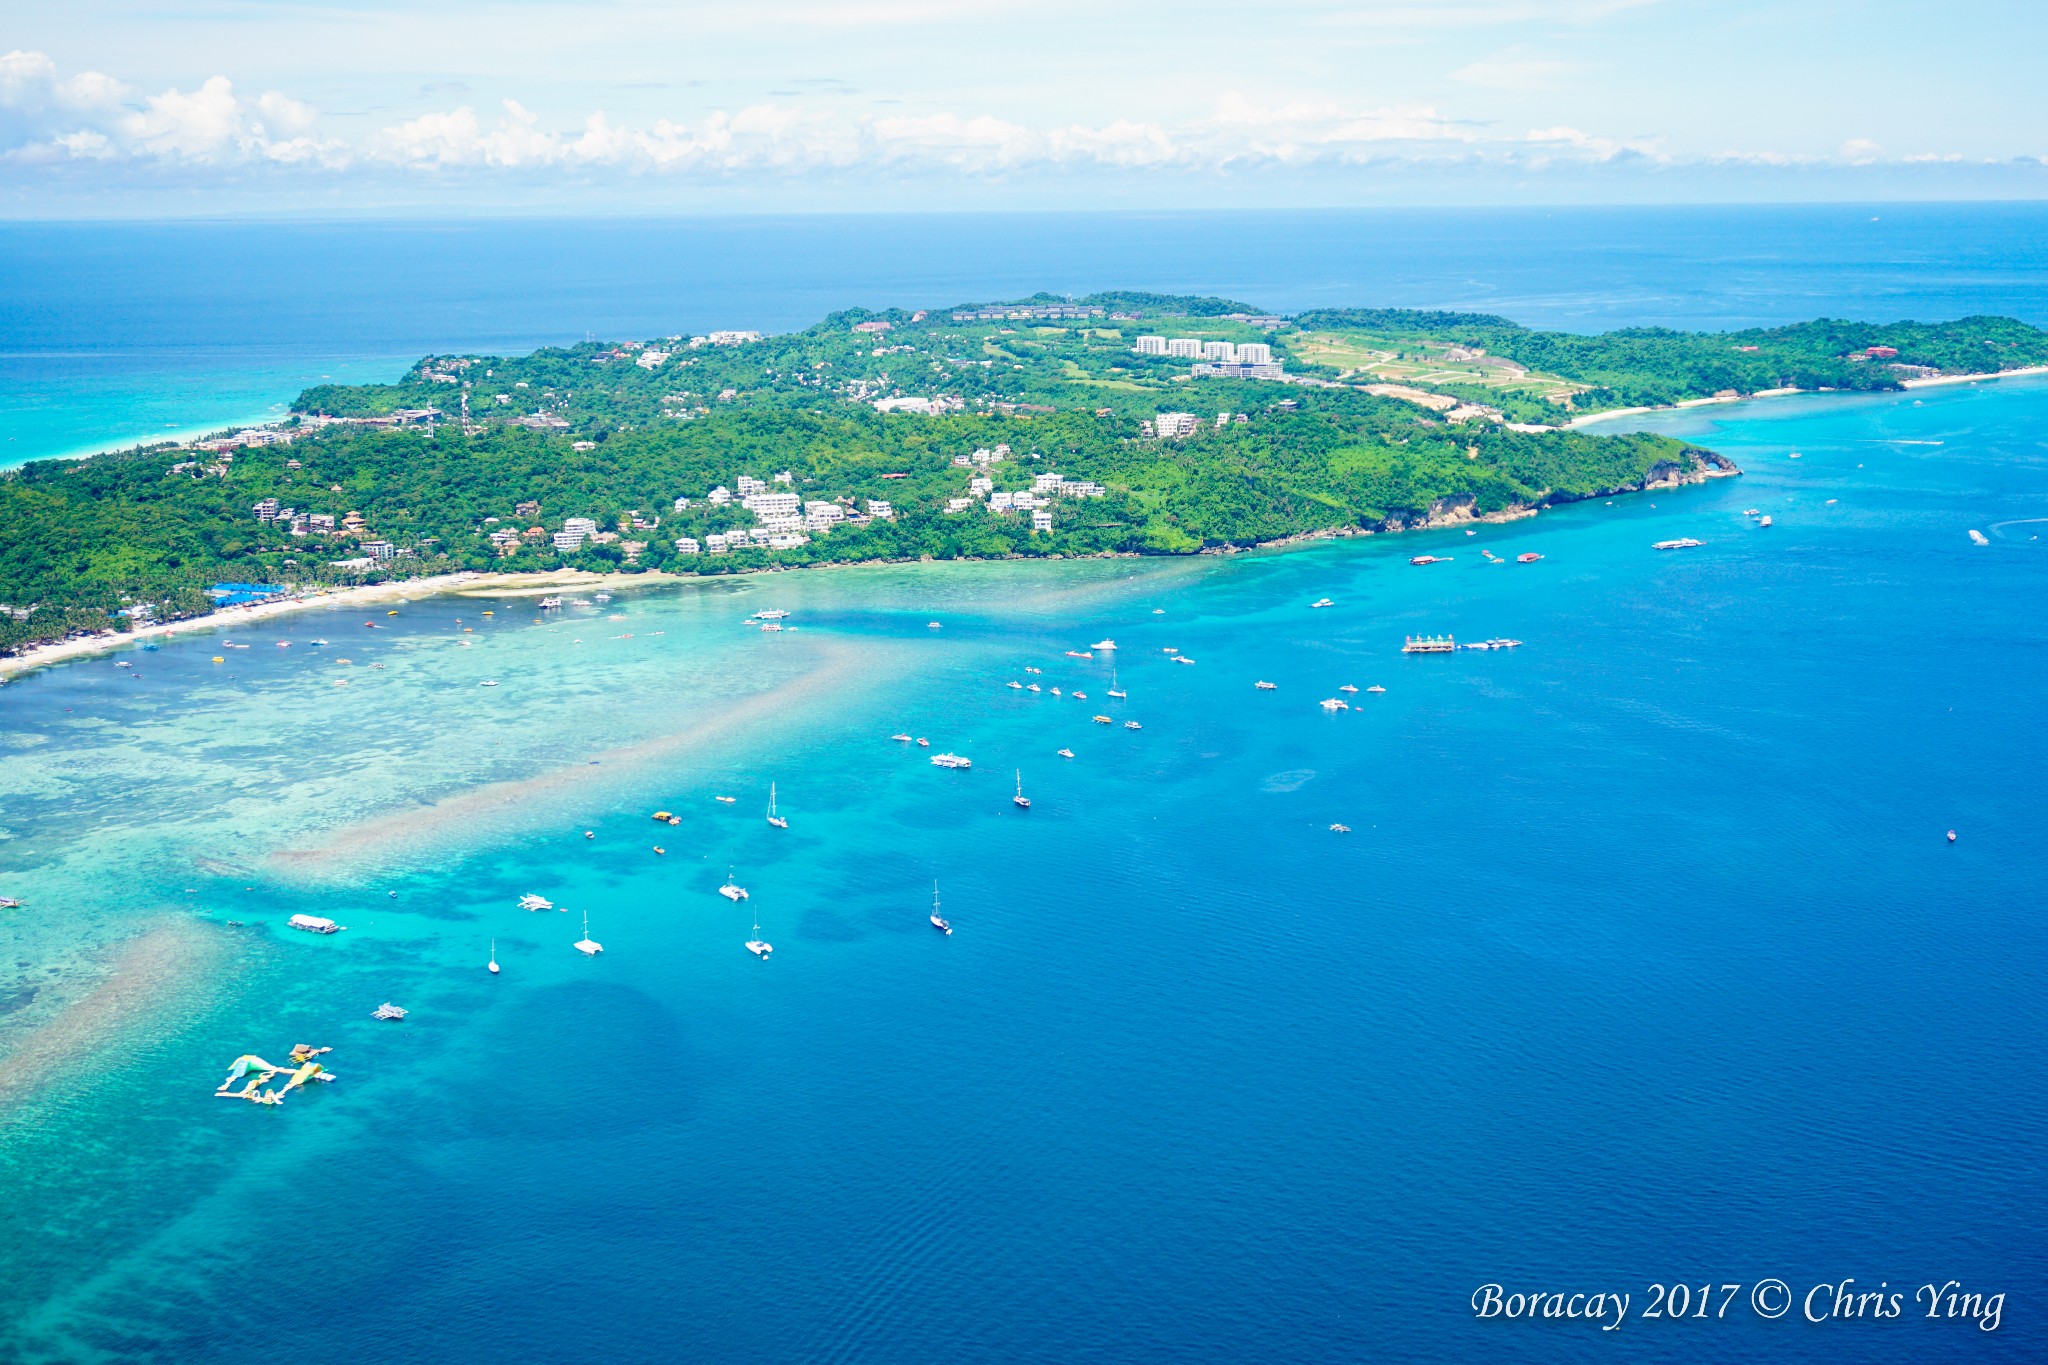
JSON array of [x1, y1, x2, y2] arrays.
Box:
[[2, 210, 2046, 1362]]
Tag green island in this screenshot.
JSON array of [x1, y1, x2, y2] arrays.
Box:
[[5, 291, 2045, 654]]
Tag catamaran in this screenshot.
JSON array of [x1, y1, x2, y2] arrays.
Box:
[[720, 867, 749, 901], [574, 910, 603, 956], [767, 782, 789, 829], [930, 881, 951, 935], [1013, 770, 1031, 809], [746, 918, 773, 958]]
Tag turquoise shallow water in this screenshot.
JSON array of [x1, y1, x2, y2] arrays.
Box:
[[2, 375, 2044, 1361]]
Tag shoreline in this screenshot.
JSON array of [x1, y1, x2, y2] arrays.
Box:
[[1566, 363, 2048, 429]]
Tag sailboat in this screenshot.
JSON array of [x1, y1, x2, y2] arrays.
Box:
[[746, 916, 772, 958], [1107, 660, 1126, 700], [488, 938, 500, 975], [574, 910, 603, 956], [929, 881, 951, 935], [719, 866, 748, 901], [1013, 769, 1031, 810], [766, 781, 789, 829]]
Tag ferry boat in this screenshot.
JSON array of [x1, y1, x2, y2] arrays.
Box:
[[1310, 598, 1334, 608], [518, 893, 554, 912], [930, 882, 951, 935], [719, 868, 749, 901], [930, 752, 972, 769], [1057, 748, 1075, 758], [288, 914, 342, 934], [756, 609, 790, 620], [1339, 684, 1358, 693], [1517, 553, 1543, 563], [1402, 635, 1456, 654], [746, 920, 773, 958], [373, 1002, 408, 1020], [574, 909, 603, 956], [1091, 639, 1116, 651], [766, 782, 788, 829], [1653, 538, 1704, 550], [1255, 681, 1278, 690]]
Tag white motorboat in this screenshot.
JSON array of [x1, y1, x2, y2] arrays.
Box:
[[1091, 639, 1116, 651], [1255, 681, 1277, 690]]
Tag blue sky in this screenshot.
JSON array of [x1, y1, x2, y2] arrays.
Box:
[[4, 0, 2045, 215]]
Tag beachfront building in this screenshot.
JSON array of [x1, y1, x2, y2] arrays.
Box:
[[736, 475, 767, 498], [708, 486, 732, 504], [804, 502, 846, 532], [741, 491, 799, 518], [866, 499, 894, 520], [673, 537, 701, 555], [1154, 412, 1200, 439], [252, 498, 281, 522], [552, 530, 587, 552], [360, 540, 396, 560], [562, 517, 600, 538], [1032, 510, 1054, 533]]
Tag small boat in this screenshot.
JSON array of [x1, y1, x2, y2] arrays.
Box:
[[916, 738, 930, 747], [1026, 683, 1042, 693], [1366, 685, 1386, 693], [930, 752, 972, 769], [539, 597, 563, 609], [1320, 698, 1348, 712], [1255, 681, 1278, 690], [1310, 598, 1334, 608], [1338, 684, 1358, 693], [1173, 656, 1195, 665], [480, 680, 499, 687], [372, 1002, 408, 1020], [720, 867, 749, 901], [652, 846, 666, 855], [1006, 681, 1022, 690], [759, 622, 783, 632], [927, 621, 941, 630], [1653, 538, 1704, 550], [891, 733, 914, 741], [1410, 556, 1448, 566], [387, 610, 399, 616], [1064, 650, 1092, 660], [517, 893, 554, 912], [1092, 715, 1113, 725], [746, 922, 772, 958], [1025, 666, 1042, 674], [1329, 824, 1351, 834], [716, 795, 737, 804], [756, 609, 789, 620], [1517, 553, 1543, 563], [276, 641, 290, 648], [1162, 646, 1179, 654], [0, 896, 23, 909], [767, 781, 789, 829], [1760, 516, 1773, 528], [1050, 686, 1061, 696], [1124, 720, 1141, 730], [1013, 770, 1030, 810], [574, 910, 603, 956], [1946, 830, 1958, 843], [489, 939, 500, 975], [1072, 691, 1088, 700], [1056, 748, 1074, 758], [930, 881, 951, 935], [1743, 509, 1760, 518], [593, 592, 613, 604], [1091, 639, 1116, 651]]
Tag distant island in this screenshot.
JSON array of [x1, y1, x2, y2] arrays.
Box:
[[6, 291, 2046, 656]]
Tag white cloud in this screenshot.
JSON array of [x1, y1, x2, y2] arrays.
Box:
[[1451, 51, 1588, 92]]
